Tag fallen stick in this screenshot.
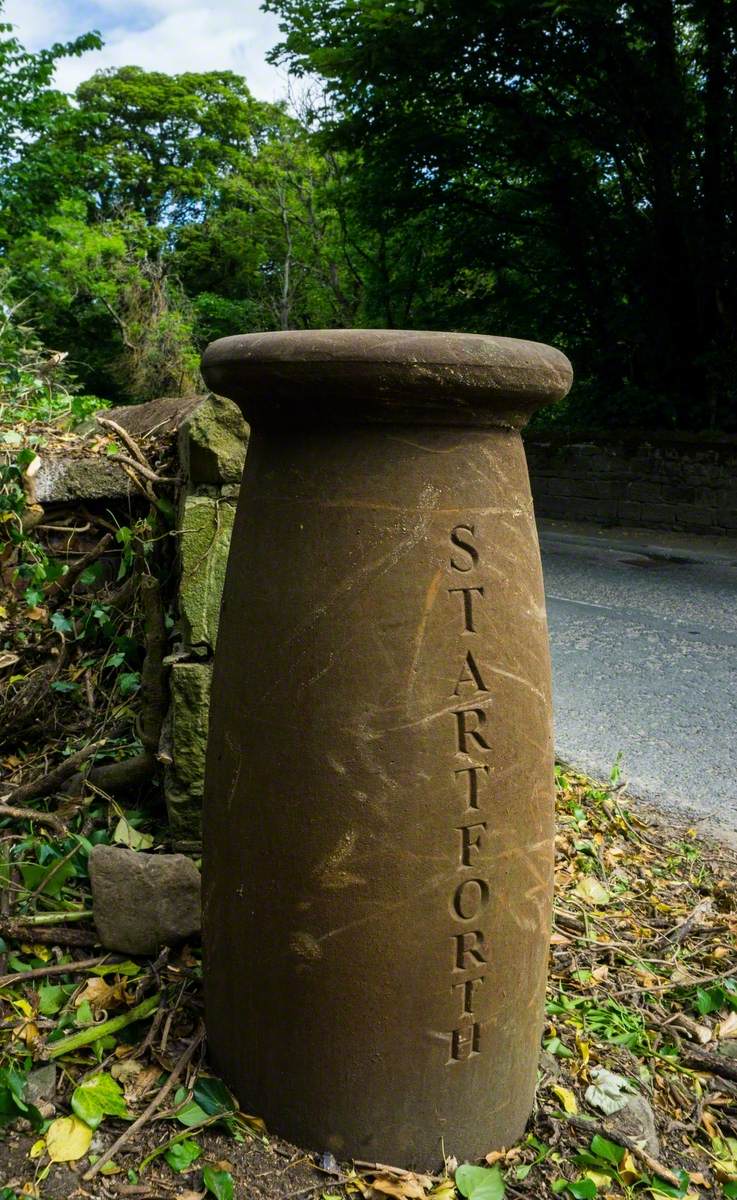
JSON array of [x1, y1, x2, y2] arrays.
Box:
[[0, 805, 66, 834], [652, 898, 713, 951], [48, 991, 161, 1059], [680, 1044, 737, 1083], [5, 909, 93, 926], [96, 416, 152, 468], [0, 953, 113, 989], [48, 532, 114, 599], [557, 1113, 682, 1188], [0, 921, 97, 948], [83, 1021, 205, 1181], [4, 740, 106, 806], [115, 452, 177, 486]]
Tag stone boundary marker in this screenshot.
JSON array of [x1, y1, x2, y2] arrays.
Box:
[[200, 329, 572, 1167]]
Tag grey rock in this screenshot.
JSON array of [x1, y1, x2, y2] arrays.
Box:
[[603, 1093, 660, 1157], [538, 1050, 561, 1080], [24, 1064, 56, 1105], [35, 455, 133, 503], [89, 845, 201, 955]]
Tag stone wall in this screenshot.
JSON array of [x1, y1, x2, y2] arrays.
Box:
[[162, 395, 248, 847], [525, 432, 737, 534]]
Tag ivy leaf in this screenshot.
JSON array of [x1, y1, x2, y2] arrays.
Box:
[[566, 1182, 597, 1199], [118, 671, 141, 696], [38, 983, 69, 1016], [589, 1135, 624, 1167], [50, 611, 74, 633], [203, 1166, 234, 1200], [455, 1164, 505, 1200], [113, 815, 154, 850], [71, 1073, 129, 1131], [164, 1138, 202, 1172]]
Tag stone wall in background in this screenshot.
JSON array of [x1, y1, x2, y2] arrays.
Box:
[[525, 432, 737, 534]]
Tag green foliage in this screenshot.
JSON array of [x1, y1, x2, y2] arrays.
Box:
[[71, 1074, 129, 1130], [203, 1166, 234, 1200], [266, 0, 737, 430], [0, 1064, 43, 1130], [164, 1138, 202, 1172], [455, 1164, 505, 1200]]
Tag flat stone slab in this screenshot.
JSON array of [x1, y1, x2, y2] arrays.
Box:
[[89, 845, 201, 955]]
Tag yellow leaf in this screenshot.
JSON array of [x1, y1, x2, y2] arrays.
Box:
[[618, 1151, 640, 1184], [552, 1085, 578, 1114], [577, 1040, 590, 1065], [14, 997, 34, 1018], [13, 1019, 40, 1047], [46, 1116, 93, 1163], [28, 1139, 46, 1160], [370, 1172, 431, 1199], [584, 1170, 610, 1188], [574, 877, 610, 906], [31, 944, 51, 962]]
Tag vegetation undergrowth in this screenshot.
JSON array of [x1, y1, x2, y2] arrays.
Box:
[[2, 316, 736, 1200], [0, 758, 735, 1199]]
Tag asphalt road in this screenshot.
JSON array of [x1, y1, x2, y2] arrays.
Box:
[[539, 527, 737, 835]]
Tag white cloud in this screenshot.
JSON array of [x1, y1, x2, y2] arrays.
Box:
[[3, 0, 289, 101]]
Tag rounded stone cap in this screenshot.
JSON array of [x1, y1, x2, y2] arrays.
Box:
[[200, 329, 572, 429]]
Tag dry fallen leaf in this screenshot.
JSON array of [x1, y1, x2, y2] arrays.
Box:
[[46, 1115, 93, 1163], [719, 1011, 737, 1040], [75, 975, 128, 1014], [369, 1172, 432, 1199], [552, 1085, 578, 1114], [574, 876, 610, 906]]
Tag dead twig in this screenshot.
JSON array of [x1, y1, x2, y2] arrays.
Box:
[[0, 804, 66, 834], [48, 532, 114, 600], [83, 1022, 206, 1181], [0, 921, 98, 948], [3, 739, 105, 806], [0, 954, 114, 989], [651, 898, 714, 952], [679, 1044, 737, 1083], [556, 1114, 682, 1188], [114, 452, 177, 486], [96, 416, 151, 468]]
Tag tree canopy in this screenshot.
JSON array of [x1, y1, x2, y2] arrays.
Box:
[[2, 1, 737, 428], [266, 0, 737, 430]]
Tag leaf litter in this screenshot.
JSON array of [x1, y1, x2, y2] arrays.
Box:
[[0, 764, 736, 1198]]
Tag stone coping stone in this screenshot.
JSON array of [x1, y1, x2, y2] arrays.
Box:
[[201, 329, 572, 429], [104, 393, 206, 440]]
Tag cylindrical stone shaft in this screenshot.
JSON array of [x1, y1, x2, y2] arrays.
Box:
[[200, 330, 572, 1169]]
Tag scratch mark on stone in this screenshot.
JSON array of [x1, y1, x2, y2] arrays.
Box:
[[487, 665, 546, 703], [406, 566, 444, 699], [315, 829, 366, 890]]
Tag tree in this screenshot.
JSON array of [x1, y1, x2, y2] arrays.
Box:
[[266, 0, 737, 430], [0, 9, 102, 240]]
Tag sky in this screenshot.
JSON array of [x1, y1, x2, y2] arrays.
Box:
[[3, 0, 289, 101]]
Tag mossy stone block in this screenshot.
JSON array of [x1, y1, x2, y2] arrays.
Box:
[[179, 493, 235, 649], [180, 393, 249, 485], [165, 661, 212, 843]]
